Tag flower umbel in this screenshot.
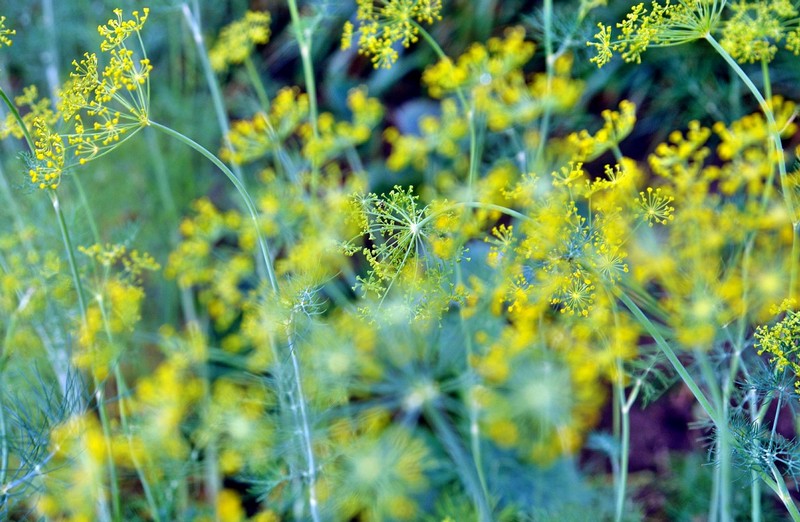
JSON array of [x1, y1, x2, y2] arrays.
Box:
[[588, 0, 726, 67], [0, 15, 15, 47], [344, 0, 443, 68], [209, 10, 271, 72]]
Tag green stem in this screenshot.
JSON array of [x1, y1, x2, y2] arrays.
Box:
[[51, 192, 87, 320], [415, 24, 480, 195], [0, 87, 35, 152], [535, 0, 554, 167], [115, 367, 161, 520], [51, 191, 122, 519], [425, 405, 492, 522], [0, 371, 7, 494], [613, 374, 630, 522], [454, 263, 490, 520], [94, 286, 162, 520], [770, 463, 800, 521], [244, 55, 271, 112], [617, 292, 720, 425], [286, 0, 321, 198], [690, 351, 729, 522], [286, 324, 320, 522], [148, 120, 279, 293], [180, 3, 246, 185], [94, 380, 122, 521], [706, 34, 798, 296]]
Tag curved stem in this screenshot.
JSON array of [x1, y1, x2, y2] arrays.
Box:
[[0, 87, 35, 151], [148, 120, 279, 293], [617, 292, 719, 425], [706, 34, 798, 298]]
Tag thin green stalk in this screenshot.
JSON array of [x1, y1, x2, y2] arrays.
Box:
[[51, 191, 121, 519], [0, 371, 7, 494], [94, 382, 122, 522], [180, 3, 246, 185], [769, 463, 800, 521], [454, 263, 491, 520], [535, 0, 554, 167], [244, 55, 271, 112], [0, 89, 34, 152], [706, 34, 798, 294], [51, 192, 88, 320], [617, 292, 719, 424], [613, 375, 630, 522], [695, 349, 732, 521], [148, 120, 279, 293], [286, 0, 321, 198], [415, 25, 481, 195], [425, 405, 492, 522], [93, 285, 162, 520], [286, 324, 320, 522], [115, 367, 161, 520]]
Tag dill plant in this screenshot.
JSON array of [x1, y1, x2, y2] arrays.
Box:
[[0, 1, 799, 521]]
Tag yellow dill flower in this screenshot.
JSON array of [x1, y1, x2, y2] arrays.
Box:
[[222, 86, 309, 164], [28, 116, 65, 190], [59, 9, 153, 168], [588, 0, 725, 67], [423, 26, 535, 99], [341, 20, 354, 50], [637, 187, 675, 226], [755, 307, 800, 393], [43, 414, 107, 520], [302, 86, 383, 167], [384, 98, 468, 171], [566, 99, 637, 162], [649, 120, 713, 194], [209, 10, 272, 72], [98, 7, 149, 51], [348, 0, 443, 69], [0, 15, 15, 47], [0, 85, 58, 141], [721, 0, 800, 63]]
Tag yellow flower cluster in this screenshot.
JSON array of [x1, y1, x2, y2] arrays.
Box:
[[384, 98, 468, 171], [721, 0, 800, 63], [302, 87, 384, 167], [221, 86, 309, 164], [209, 10, 271, 72], [422, 26, 535, 99], [343, 0, 443, 68], [72, 244, 158, 379], [28, 117, 65, 189], [97, 7, 149, 51], [588, 1, 724, 67], [566, 100, 637, 162], [56, 8, 152, 172], [755, 304, 800, 395], [0, 15, 14, 47], [0, 86, 57, 141]]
